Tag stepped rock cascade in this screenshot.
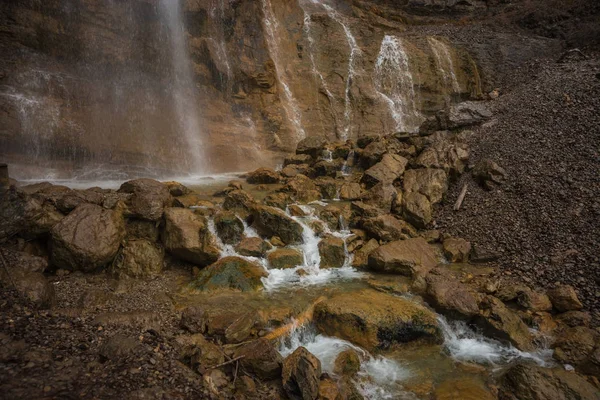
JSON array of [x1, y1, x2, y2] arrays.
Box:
[[428, 36, 461, 102], [159, 0, 206, 175], [374, 35, 423, 133], [260, 0, 307, 143]]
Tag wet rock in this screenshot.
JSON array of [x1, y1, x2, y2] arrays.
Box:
[[425, 270, 480, 319], [318, 236, 346, 268], [164, 181, 191, 197], [442, 237, 471, 263], [447, 101, 492, 128], [472, 159, 507, 189], [403, 168, 448, 205], [288, 205, 307, 217], [56, 189, 104, 213], [162, 208, 220, 266], [10, 272, 55, 309], [368, 238, 438, 277], [352, 238, 379, 269], [361, 154, 408, 188], [313, 159, 344, 178], [315, 177, 339, 200], [470, 244, 500, 263], [171, 192, 205, 208], [191, 256, 267, 292], [282, 165, 300, 178], [318, 376, 342, 400], [339, 182, 363, 201], [99, 334, 141, 361], [110, 239, 164, 279], [552, 326, 598, 366], [126, 219, 160, 242], [359, 140, 387, 168], [401, 192, 432, 229], [362, 214, 416, 242], [50, 204, 125, 271], [247, 167, 280, 184], [235, 237, 271, 257], [214, 211, 244, 245], [264, 192, 293, 210], [223, 190, 256, 213], [351, 201, 383, 220], [1, 189, 64, 241], [556, 311, 592, 327], [498, 364, 600, 400], [475, 296, 534, 351], [434, 377, 495, 400], [181, 304, 263, 344], [252, 205, 304, 245], [285, 154, 313, 166], [296, 136, 328, 159], [232, 338, 283, 380], [314, 289, 441, 351], [516, 289, 553, 312], [420, 229, 441, 243], [282, 347, 321, 400], [118, 178, 171, 221], [268, 248, 303, 269], [333, 349, 361, 377], [580, 346, 600, 377], [363, 183, 397, 213], [547, 285, 583, 312]]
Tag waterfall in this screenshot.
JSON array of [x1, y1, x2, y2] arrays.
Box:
[[374, 35, 422, 133], [428, 37, 460, 97], [315, 2, 361, 140], [341, 149, 355, 175], [209, 0, 233, 93], [261, 0, 306, 142], [159, 0, 206, 174]]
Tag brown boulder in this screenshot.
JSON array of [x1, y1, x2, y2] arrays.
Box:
[[296, 136, 328, 159], [235, 237, 271, 257], [162, 208, 220, 266], [403, 168, 448, 205], [247, 167, 280, 184], [442, 237, 472, 263], [50, 204, 125, 271], [368, 238, 438, 277], [264, 192, 293, 210], [339, 182, 363, 201], [552, 326, 598, 366], [268, 249, 303, 269], [361, 154, 408, 188], [473, 159, 507, 189], [190, 256, 267, 292], [401, 192, 432, 229], [313, 289, 441, 351], [223, 190, 256, 213], [118, 179, 171, 221], [475, 296, 533, 351], [10, 272, 55, 309], [425, 271, 480, 319], [252, 205, 304, 245], [351, 239, 380, 269], [363, 183, 397, 213], [214, 211, 244, 245], [498, 364, 600, 400], [517, 289, 553, 312], [282, 347, 322, 400], [362, 214, 416, 242], [110, 239, 164, 279], [333, 349, 361, 377], [285, 154, 313, 165], [548, 285, 583, 312], [318, 236, 346, 268], [232, 338, 283, 380]]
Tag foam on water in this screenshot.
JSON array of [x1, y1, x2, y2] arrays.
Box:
[[279, 323, 413, 399], [438, 316, 553, 367]]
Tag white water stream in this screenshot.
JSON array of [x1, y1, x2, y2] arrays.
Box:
[[428, 37, 460, 97], [374, 35, 422, 133]]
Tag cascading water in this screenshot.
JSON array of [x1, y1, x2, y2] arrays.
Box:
[[428, 37, 461, 99], [374, 35, 423, 133], [159, 0, 206, 174], [341, 149, 355, 175], [260, 0, 306, 142], [208, 0, 233, 93]]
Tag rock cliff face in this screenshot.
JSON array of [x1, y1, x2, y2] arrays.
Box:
[[0, 0, 565, 179]]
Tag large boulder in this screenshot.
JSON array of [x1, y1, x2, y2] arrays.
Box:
[[318, 236, 346, 268], [296, 136, 328, 159], [552, 326, 598, 367], [110, 239, 164, 279], [246, 168, 280, 184], [314, 289, 441, 350], [415, 133, 470, 176], [475, 296, 533, 351], [268, 248, 303, 269], [547, 285, 583, 312], [352, 238, 380, 269], [190, 256, 267, 292], [282, 347, 322, 400], [118, 179, 171, 221], [498, 364, 600, 400], [214, 211, 244, 245], [284, 154, 313, 166], [359, 140, 387, 168], [1, 190, 64, 242], [252, 205, 304, 245], [50, 204, 125, 271], [361, 154, 408, 188], [363, 183, 398, 213], [368, 238, 438, 277], [162, 208, 220, 266], [442, 237, 472, 263], [362, 214, 416, 242], [180, 304, 263, 343], [222, 190, 256, 213], [403, 168, 448, 205], [425, 270, 480, 319], [401, 192, 432, 229], [232, 338, 283, 380], [339, 182, 363, 201], [447, 101, 492, 128], [235, 237, 271, 257]]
